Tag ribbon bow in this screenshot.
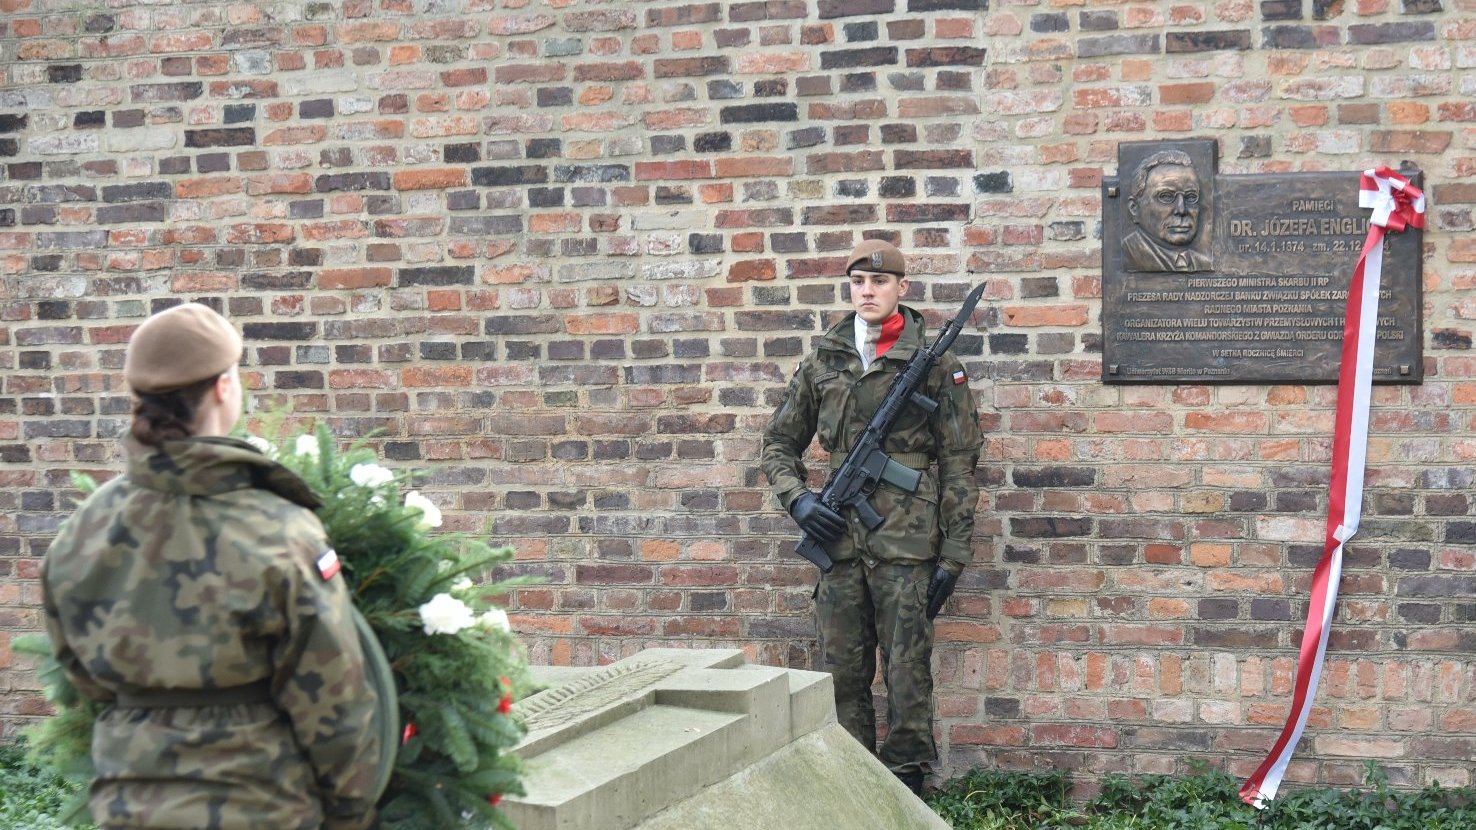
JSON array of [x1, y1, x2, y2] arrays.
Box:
[[1359, 166, 1425, 232]]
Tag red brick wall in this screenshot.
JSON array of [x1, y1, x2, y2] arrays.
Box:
[[3, 0, 1475, 791]]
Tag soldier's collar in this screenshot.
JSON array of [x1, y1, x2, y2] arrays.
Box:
[[126, 436, 320, 508]]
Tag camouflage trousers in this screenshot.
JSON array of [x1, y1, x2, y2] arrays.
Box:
[[815, 559, 936, 774]]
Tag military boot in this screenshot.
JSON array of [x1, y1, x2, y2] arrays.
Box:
[[895, 768, 924, 796]]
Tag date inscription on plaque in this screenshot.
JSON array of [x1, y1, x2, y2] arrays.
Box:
[[1102, 139, 1422, 384]]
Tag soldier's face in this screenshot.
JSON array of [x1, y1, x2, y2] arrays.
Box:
[[849, 270, 907, 324], [1132, 164, 1201, 247]]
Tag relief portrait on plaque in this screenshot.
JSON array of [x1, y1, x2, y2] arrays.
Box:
[[1122, 150, 1213, 273]]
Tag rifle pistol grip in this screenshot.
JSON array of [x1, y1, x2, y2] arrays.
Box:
[[853, 497, 885, 531]]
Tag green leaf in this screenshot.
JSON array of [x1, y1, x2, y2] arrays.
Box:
[[396, 553, 445, 606], [67, 471, 98, 497], [437, 705, 479, 774]]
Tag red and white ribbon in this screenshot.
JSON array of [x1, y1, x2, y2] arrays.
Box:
[[1240, 168, 1424, 807]]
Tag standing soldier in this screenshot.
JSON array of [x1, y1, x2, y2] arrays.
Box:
[[761, 239, 984, 795], [41, 303, 385, 829]]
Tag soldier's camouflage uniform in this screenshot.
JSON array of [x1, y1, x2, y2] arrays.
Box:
[[761, 305, 983, 774], [42, 436, 381, 830]]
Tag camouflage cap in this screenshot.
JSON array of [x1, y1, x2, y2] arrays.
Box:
[[124, 303, 243, 394], [845, 239, 906, 277]]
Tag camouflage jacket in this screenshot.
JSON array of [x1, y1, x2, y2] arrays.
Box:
[[761, 305, 984, 569], [42, 437, 381, 830]]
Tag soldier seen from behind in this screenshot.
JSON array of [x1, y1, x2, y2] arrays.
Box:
[[761, 240, 984, 795], [41, 303, 385, 829]]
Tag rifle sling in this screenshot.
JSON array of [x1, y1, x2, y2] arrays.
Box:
[[829, 451, 931, 471]]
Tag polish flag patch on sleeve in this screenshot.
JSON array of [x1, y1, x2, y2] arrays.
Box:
[[317, 548, 341, 581], [952, 369, 968, 385]]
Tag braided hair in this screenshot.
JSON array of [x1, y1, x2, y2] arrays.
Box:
[[129, 374, 219, 447]]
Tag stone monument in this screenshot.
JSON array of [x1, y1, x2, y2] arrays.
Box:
[[506, 648, 949, 830]]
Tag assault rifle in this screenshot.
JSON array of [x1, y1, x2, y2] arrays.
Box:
[[795, 282, 987, 572]]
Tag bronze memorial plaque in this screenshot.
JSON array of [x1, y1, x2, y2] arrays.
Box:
[[1101, 139, 1423, 384]]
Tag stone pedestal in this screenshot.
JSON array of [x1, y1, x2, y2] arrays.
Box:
[[506, 649, 948, 830]]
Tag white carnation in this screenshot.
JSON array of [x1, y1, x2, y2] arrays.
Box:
[[294, 434, 320, 459], [350, 462, 395, 488], [478, 607, 510, 633], [244, 435, 274, 456], [419, 593, 476, 636], [404, 490, 443, 529], [450, 576, 474, 594]]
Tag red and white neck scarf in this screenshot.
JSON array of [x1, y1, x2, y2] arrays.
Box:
[[1240, 168, 1425, 807], [856, 311, 904, 370]]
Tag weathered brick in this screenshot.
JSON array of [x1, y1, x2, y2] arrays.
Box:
[[1013, 467, 1097, 488], [818, 0, 893, 17], [802, 204, 878, 225], [485, 315, 563, 335], [1160, 82, 1216, 105], [1078, 33, 1160, 57], [209, 79, 280, 98], [469, 165, 547, 186], [551, 164, 630, 183], [655, 414, 736, 434], [36, 230, 107, 249], [635, 160, 713, 180], [1348, 22, 1436, 45], [1165, 30, 1251, 52], [727, 1, 808, 22], [1261, 0, 1303, 19], [97, 203, 167, 224], [450, 215, 522, 235], [1032, 725, 1117, 748], [563, 10, 636, 31], [184, 128, 256, 148], [319, 268, 392, 290], [887, 203, 970, 222], [719, 103, 799, 124], [819, 47, 898, 69], [398, 266, 475, 286], [653, 56, 729, 78], [129, 82, 203, 103], [24, 420, 92, 439], [47, 64, 83, 84], [906, 47, 987, 67], [1370, 130, 1451, 154], [908, 0, 985, 8], [100, 182, 171, 203], [393, 168, 468, 190], [242, 322, 317, 340], [645, 3, 722, 26], [894, 149, 974, 169]]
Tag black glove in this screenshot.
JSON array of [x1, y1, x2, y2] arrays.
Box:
[[789, 491, 845, 543], [925, 565, 959, 620]]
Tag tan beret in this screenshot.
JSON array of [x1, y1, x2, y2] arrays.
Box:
[[123, 303, 243, 394], [845, 239, 906, 277]]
